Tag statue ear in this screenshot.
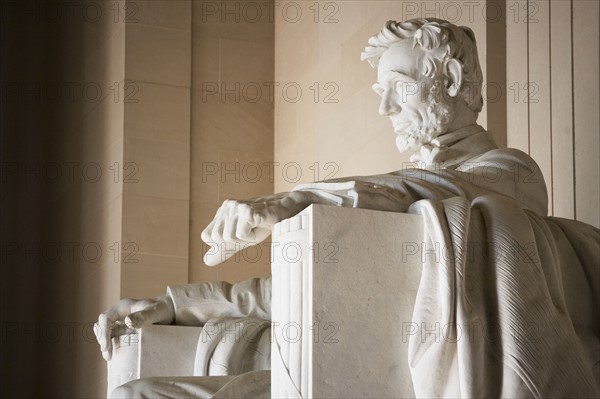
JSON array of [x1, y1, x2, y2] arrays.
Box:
[[444, 58, 463, 97]]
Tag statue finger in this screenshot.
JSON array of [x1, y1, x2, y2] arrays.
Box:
[[201, 205, 225, 243], [223, 215, 239, 242], [210, 215, 226, 243], [125, 298, 175, 328], [236, 219, 258, 242], [204, 240, 239, 266], [96, 312, 116, 361], [96, 299, 136, 360], [124, 309, 154, 329], [200, 220, 215, 243]]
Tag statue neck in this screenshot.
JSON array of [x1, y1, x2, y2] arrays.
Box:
[[447, 99, 479, 132]]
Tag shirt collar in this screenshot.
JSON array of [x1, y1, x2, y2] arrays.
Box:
[[409, 124, 496, 168]]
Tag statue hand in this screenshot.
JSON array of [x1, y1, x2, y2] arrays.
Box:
[[95, 295, 175, 361], [201, 193, 312, 266]]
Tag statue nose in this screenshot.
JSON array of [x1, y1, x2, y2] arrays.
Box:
[[379, 90, 401, 116]]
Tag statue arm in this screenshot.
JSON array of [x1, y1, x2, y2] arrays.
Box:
[[291, 179, 414, 212], [201, 189, 370, 266], [166, 276, 272, 325], [297, 149, 550, 216], [291, 168, 471, 212], [95, 276, 273, 360], [201, 170, 465, 266]]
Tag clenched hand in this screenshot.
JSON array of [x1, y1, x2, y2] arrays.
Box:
[[201, 192, 314, 266]]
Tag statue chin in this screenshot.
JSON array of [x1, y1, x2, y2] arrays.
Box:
[[394, 113, 453, 155]]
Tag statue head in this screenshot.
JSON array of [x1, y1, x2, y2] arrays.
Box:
[[362, 18, 483, 153]]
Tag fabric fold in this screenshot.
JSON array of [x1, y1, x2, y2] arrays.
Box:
[[408, 194, 599, 398]]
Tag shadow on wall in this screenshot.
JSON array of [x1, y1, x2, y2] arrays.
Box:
[[1, 1, 123, 397]]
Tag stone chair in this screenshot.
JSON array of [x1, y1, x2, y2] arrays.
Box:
[[107, 205, 427, 398]]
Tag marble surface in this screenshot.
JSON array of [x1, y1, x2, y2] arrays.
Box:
[[271, 205, 423, 398], [107, 325, 202, 396]]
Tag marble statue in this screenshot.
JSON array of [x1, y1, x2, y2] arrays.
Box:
[[97, 18, 600, 398]]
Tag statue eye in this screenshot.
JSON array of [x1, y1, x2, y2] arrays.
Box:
[[395, 81, 419, 94], [393, 81, 406, 94]]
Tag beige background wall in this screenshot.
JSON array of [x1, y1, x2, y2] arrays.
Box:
[[274, 1, 490, 193], [507, 0, 599, 228], [85, 1, 275, 395], [189, 0, 274, 285], [1, 1, 126, 397], [76, 2, 126, 395], [120, 1, 192, 299], [121, 0, 275, 300], [90, 1, 275, 394]]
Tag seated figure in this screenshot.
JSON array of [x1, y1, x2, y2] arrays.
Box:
[[96, 18, 600, 398]]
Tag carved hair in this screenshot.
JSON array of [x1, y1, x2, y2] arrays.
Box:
[[361, 18, 483, 112]]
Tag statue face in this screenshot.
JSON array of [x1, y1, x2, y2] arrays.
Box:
[[373, 40, 452, 152]]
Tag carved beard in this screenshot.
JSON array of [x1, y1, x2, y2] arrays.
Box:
[[394, 83, 453, 153]]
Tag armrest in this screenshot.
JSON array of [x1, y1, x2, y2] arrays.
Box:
[[271, 204, 424, 398], [107, 325, 203, 395]]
